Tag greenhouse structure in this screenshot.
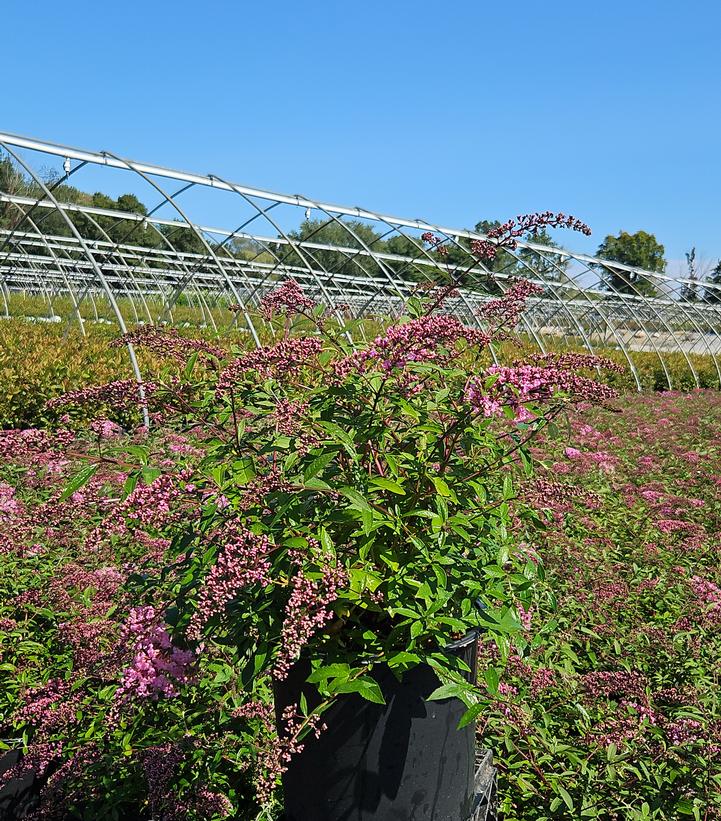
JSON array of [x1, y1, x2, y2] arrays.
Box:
[[1, 131, 720, 392]]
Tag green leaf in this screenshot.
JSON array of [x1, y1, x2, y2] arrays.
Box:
[[339, 486, 372, 512], [431, 476, 452, 498], [307, 663, 351, 684], [59, 463, 99, 502], [123, 472, 139, 498], [484, 667, 499, 695], [410, 621, 423, 639], [556, 785, 574, 811], [386, 651, 420, 668], [370, 477, 406, 495], [303, 450, 337, 481], [303, 478, 332, 491], [184, 350, 200, 378], [331, 676, 385, 704], [122, 444, 149, 465], [317, 421, 355, 449], [141, 466, 162, 485], [230, 457, 255, 483], [427, 682, 468, 701], [457, 702, 485, 729]]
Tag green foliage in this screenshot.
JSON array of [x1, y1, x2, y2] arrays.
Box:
[[703, 259, 721, 304], [595, 230, 666, 297], [285, 217, 392, 279], [1, 283, 571, 815], [1, 316, 719, 432], [0, 321, 141, 429], [3, 289, 721, 817]]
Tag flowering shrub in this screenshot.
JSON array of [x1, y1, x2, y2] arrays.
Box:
[[2, 302, 720, 431], [104, 268, 614, 808]]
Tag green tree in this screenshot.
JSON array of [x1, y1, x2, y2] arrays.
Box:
[[284, 218, 388, 278], [704, 259, 721, 304], [161, 222, 210, 256], [595, 230, 665, 297], [0, 155, 30, 231]]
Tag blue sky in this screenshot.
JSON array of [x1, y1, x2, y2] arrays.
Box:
[[3, 0, 720, 269]]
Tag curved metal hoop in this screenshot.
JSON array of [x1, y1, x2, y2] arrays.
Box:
[[0, 131, 718, 394]]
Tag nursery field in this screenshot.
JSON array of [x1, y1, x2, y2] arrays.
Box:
[[486, 390, 721, 818], [1, 317, 720, 430], [1, 283, 720, 820]]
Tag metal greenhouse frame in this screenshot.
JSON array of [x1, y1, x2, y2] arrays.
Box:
[[1, 131, 720, 395]]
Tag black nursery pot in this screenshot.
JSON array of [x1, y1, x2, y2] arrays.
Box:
[[273, 631, 479, 821], [0, 749, 40, 820]]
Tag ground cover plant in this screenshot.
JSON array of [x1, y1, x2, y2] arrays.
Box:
[[483, 390, 721, 819], [1, 274, 720, 816]]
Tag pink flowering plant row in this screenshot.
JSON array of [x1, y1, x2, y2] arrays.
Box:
[[483, 390, 721, 819]]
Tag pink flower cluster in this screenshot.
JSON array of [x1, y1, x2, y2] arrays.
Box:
[[141, 742, 184, 804], [258, 705, 325, 804], [237, 462, 295, 513], [476, 279, 545, 328], [420, 231, 449, 256], [161, 788, 234, 820], [564, 446, 620, 474], [0, 427, 74, 462], [47, 564, 124, 616], [581, 670, 648, 700], [470, 211, 591, 261], [335, 314, 489, 378], [163, 431, 205, 459], [260, 278, 317, 320], [57, 617, 118, 672], [0, 742, 63, 792], [272, 398, 310, 436], [46, 379, 156, 410], [0, 481, 22, 517], [112, 324, 226, 362], [187, 524, 272, 640], [115, 606, 195, 702], [688, 575, 721, 625], [14, 679, 80, 734], [524, 478, 600, 516], [217, 336, 323, 391], [90, 418, 123, 439], [589, 699, 661, 748], [102, 470, 196, 540], [231, 698, 326, 804], [466, 357, 619, 420], [273, 561, 347, 680], [518, 605, 534, 632], [530, 667, 556, 696], [665, 718, 703, 746], [522, 352, 624, 375]]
